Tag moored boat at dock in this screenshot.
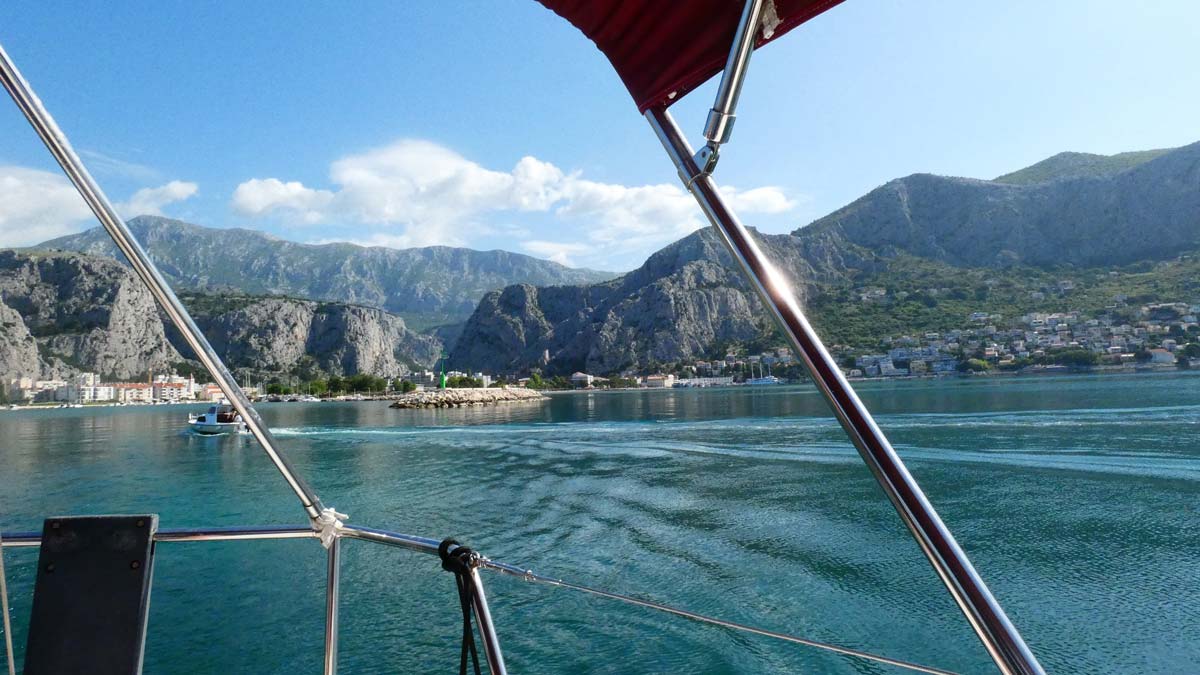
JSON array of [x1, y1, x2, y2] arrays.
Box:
[[746, 375, 784, 386]]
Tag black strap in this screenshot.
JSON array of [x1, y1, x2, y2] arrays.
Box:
[[439, 538, 482, 675]]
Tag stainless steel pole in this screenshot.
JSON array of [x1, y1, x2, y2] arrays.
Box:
[[469, 568, 508, 675], [645, 107, 1044, 675], [0, 530, 15, 675], [703, 0, 765, 146], [324, 536, 341, 675], [0, 43, 325, 521], [339, 525, 442, 556]]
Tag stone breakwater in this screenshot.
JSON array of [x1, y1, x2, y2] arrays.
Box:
[[388, 387, 548, 409]]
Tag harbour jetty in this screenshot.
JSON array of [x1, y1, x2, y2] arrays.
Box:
[[388, 387, 547, 409]]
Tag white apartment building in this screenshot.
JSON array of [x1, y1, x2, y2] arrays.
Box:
[[153, 381, 189, 402], [642, 374, 675, 388], [114, 383, 154, 404]]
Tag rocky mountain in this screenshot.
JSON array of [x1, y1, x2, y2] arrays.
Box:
[[0, 250, 442, 385], [0, 250, 182, 382], [803, 142, 1200, 268], [0, 301, 39, 384], [451, 142, 1200, 375], [39, 216, 615, 330], [450, 227, 865, 375], [171, 294, 441, 378], [13, 142, 1198, 380]]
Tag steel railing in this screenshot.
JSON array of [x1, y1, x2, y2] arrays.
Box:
[[0, 524, 963, 675], [0, 524, 506, 674]]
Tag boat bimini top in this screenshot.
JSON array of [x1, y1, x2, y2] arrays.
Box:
[[0, 2, 1044, 674]]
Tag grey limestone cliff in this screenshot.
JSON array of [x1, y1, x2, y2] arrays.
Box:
[[177, 296, 442, 378], [0, 250, 443, 385], [0, 299, 40, 383], [449, 227, 847, 375], [0, 250, 181, 382]]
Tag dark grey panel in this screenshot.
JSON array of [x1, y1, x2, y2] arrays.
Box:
[[24, 515, 158, 675]]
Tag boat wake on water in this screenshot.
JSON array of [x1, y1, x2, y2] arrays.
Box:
[[271, 401, 1200, 482]]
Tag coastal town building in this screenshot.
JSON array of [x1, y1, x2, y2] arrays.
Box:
[[153, 381, 189, 402], [114, 383, 154, 404], [412, 370, 440, 388], [6, 373, 129, 403], [642, 374, 675, 388], [674, 376, 735, 387], [153, 373, 199, 397], [1148, 349, 1176, 364], [9, 378, 67, 402], [76, 383, 116, 403]]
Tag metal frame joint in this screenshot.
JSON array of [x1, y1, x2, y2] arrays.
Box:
[[314, 507, 348, 549], [692, 0, 766, 175], [692, 144, 720, 178]]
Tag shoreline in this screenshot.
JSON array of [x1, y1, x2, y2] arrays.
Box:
[[542, 364, 1195, 394], [4, 368, 1192, 411]]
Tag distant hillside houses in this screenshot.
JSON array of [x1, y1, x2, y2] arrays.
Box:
[[834, 298, 1199, 377], [855, 353, 957, 378]]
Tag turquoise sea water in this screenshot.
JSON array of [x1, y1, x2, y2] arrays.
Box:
[[1, 372, 1197, 674]]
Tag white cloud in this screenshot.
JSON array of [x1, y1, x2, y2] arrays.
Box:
[[509, 156, 566, 210], [722, 185, 799, 214], [232, 178, 334, 225], [521, 240, 589, 266], [308, 232, 436, 250], [118, 180, 198, 217], [0, 166, 93, 246], [0, 166, 201, 247], [231, 139, 799, 268], [556, 180, 701, 242]]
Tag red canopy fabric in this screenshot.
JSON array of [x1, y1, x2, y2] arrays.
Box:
[[537, 0, 844, 112]]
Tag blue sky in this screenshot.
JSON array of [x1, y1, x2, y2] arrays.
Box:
[[1, 1, 1197, 271]]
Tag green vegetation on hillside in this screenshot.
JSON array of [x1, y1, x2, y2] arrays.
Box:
[[178, 291, 389, 316], [993, 149, 1173, 185], [778, 252, 1200, 351]]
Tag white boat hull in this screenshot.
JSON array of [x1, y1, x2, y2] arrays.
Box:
[[189, 419, 248, 435], [188, 406, 249, 435]]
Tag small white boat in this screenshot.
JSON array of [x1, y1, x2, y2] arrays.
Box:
[[188, 403, 249, 435]]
